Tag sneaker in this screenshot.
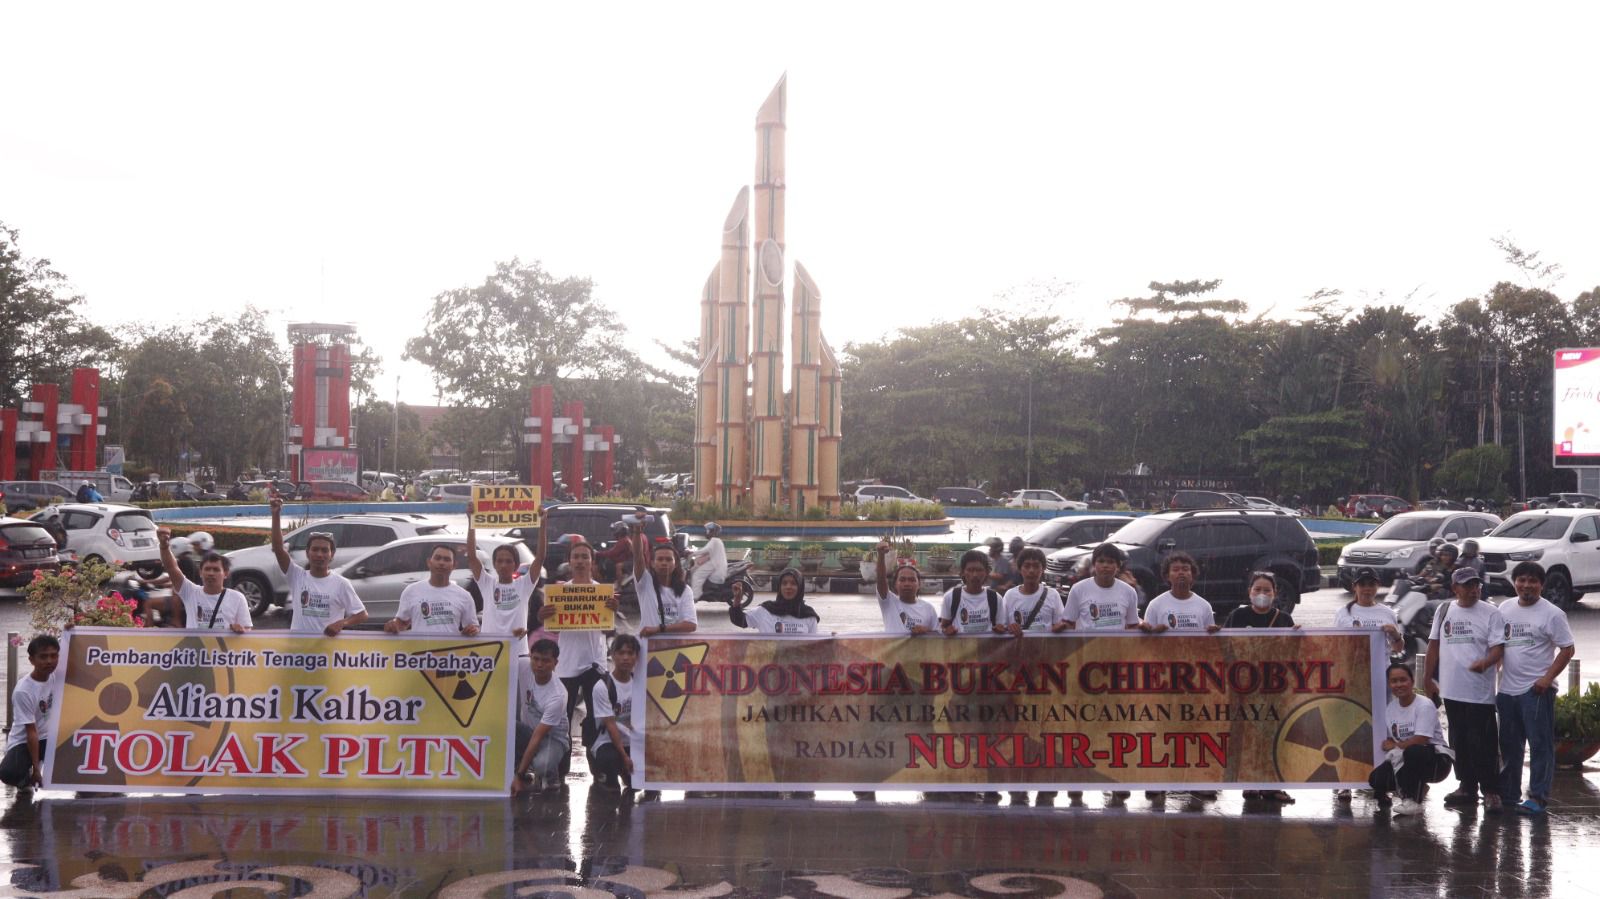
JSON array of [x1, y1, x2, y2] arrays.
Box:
[[1517, 799, 1547, 815], [1393, 799, 1422, 816], [1441, 788, 1477, 806], [1484, 794, 1504, 814], [1374, 791, 1391, 808], [1334, 789, 1352, 803]]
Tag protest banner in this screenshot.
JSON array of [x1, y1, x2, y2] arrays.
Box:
[[543, 583, 615, 631], [470, 485, 542, 528], [46, 629, 516, 797], [637, 631, 1388, 791]]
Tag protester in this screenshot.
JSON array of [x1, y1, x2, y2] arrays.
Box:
[[940, 550, 1005, 636], [158, 529, 252, 633], [1064, 544, 1141, 632], [634, 522, 697, 638], [870, 539, 939, 635], [511, 638, 570, 797], [384, 545, 479, 637], [538, 535, 618, 777], [1140, 552, 1218, 801], [729, 568, 819, 634], [468, 523, 543, 697], [1423, 567, 1506, 811], [1001, 545, 1065, 805], [1369, 662, 1453, 816], [270, 497, 368, 636], [1223, 572, 1295, 804], [0, 636, 60, 792], [1333, 567, 1403, 654], [1496, 561, 1576, 815], [689, 522, 728, 596], [589, 633, 639, 794]]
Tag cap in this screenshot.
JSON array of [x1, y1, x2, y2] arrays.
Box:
[[1452, 567, 1483, 586], [1352, 567, 1381, 584]]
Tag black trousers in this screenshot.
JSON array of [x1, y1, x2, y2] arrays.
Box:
[[560, 667, 603, 776], [591, 742, 632, 789], [1368, 744, 1453, 802], [1443, 698, 1498, 795], [0, 741, 44, 787]]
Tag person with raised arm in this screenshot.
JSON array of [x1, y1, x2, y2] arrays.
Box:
[[271, 497, 368, 636]]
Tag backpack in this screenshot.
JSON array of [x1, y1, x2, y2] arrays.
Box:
[[945, 586, 1000, 626], [580, 665, 620, 749]]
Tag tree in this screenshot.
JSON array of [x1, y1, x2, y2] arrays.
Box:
[[354, 399, 430, 474], [0, 222, 116, 407], [1434, 444, 1512, 500], [1242, 410, 1367, 497]]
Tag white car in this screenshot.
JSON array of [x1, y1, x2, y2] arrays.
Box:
[[1004, 489, 1087, 511], [335, 534, 533, 620], [28, 503, 163, 575], [853, 485, 926, 504], [1245, 496, 1301, 515], [1476, 508, 1600, 609], [226, 513, 454, 616]]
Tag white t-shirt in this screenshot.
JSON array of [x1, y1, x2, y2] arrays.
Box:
[[591, 672, 636, 751], [1143, 591, 1214, 631], [875, 588, 940, 635], [1333, 601, 1399, 633], [1002, 585, 1065, 634], [1497, 597, 1575, 696], [1064, 579, 1141, 630], [637, 570, 698, 630], [177, 581, 254, 631], [286, 563, 366, 634], [5, 673, 59, 752], [519, 673, 570, 734], [1386, 694, 1447, 749], [551, 580, 608, 679], [941, 587, 999, 634], [475, 572, 538, 656], [741, 606, 820, 634], [1427, 599, 1507, 704], [394, 581, 476, 636], [694, 538, 728, 581]]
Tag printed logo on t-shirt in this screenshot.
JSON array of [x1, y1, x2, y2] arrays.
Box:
[[495, 585, 520, 611], [960, 608, 970, 624], [420, 601, 431, 618], [1506, 621, 1540, 648], [1443, 619, 1477, 644], [1505, 623, 1513, 641], [898, 611, 910, 629], [1012, 611, 1024, 624], [1089, 603, 1101, 619], [1167, 613, 1178, 628], [37, 696, 51, 717], [299, 589, 310, 608]]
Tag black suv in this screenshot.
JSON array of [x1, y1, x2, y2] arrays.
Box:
[[507, 504, 680, 581], [1043, 509, 1321, 613], [934, 487, 993, 507]]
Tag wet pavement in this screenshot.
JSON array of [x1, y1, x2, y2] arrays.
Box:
[[5, 749, 1600, 898]]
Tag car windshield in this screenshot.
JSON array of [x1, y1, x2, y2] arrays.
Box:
[[1367, 517, 1440, 541], [1491, 516, 1572, 540], [1104, 517, 1170, 546], [111, 512, 157, 532], [0, 524, 56, 547], [1022, 520, 1068, 544]]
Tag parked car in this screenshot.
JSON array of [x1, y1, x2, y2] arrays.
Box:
[[1167, 490, 1240, 511], [1005, 489, 1087, 511], [2, 480, 77, 513], [240, 479, 302, 500], [0, 516, 62, 588], [1477, 508, 1600, 609], [42, 471, 136, 502], [508, 503, 679, 582], [226, 513, 453, 615], [427, 483, 476, 502], [933, 487, 994, 507], [1244, 496, 1299, 515], [1334, 510, 1502, 589], [1042, 509, 1321, 614], [295, 480, 374, 501], [853, 485, 926, 504], [27, 503, 163, 576], [1021, 515, 1136, 553], [133, 481, 226, 502], [335, 534, 533, 620]]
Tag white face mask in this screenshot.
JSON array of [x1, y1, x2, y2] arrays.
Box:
[[1249, 592, 1274, 610]]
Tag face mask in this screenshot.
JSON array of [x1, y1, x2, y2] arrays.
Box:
[[1250, 592, 1274, 610]]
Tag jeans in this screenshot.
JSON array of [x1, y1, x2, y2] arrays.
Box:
[[1443, 698, 1498, 795], [1368, 744, 1453, 802], [591, 742, 632, 789], [0, 741, 44, 787], [514, 724, 572, 783], [560, 667, 603, 777], [1497, 689, 1556, 803]]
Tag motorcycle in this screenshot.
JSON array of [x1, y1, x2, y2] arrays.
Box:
[[1385, 576, 1446, 661], [688, 557, 754, 605]]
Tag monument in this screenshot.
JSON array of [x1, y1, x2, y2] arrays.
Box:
[[694, 76, 843, 514]]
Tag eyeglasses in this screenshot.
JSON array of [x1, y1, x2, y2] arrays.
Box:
[[308, 532, 334, 540]]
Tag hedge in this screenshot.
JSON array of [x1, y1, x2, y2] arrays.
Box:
[[163, 524, 269, 553]]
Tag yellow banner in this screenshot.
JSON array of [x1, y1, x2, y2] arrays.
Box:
[[470, 484, 542, 528], [46, 629, 516, 797], [544, 583, 615, 631], [638, 632, 1387, 790]]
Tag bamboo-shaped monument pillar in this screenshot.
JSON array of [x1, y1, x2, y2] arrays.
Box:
[[817, 337, 843, 511], [714, 188, 752, 509], [750, 75, 788, 512], [788, 261, 823, 511], [694, 264, 720, 503]]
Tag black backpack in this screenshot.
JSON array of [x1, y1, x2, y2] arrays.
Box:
[[945, 586, 1000, 626], [580, 665, 620, 749]]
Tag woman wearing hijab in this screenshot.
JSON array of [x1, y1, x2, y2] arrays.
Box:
[[728, 568, 820, 634]]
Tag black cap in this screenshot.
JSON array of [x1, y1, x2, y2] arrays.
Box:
[[1352, 567, 1381, 584]]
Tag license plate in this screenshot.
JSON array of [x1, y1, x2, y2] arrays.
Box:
[[133, 539, 153, 547]]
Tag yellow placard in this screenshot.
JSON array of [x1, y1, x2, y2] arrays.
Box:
[[543, 582, 615, 631], [470, 484, 542, 528], [45, 629, 515, 797]]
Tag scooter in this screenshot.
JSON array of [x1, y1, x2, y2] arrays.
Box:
[[689, 557, 754, 605], [1385, 576, 1447, 661]]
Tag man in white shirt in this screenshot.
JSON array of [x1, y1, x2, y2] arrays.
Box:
[[870, 540, 939, 635], [1424, 566, 1506, 811], [940, 550, 1005, 636], [158, 529, 253, 633], [512, 638, 570, 795], [1064, 544, 1141, 632], [0, 635, 60, 790], [270, 498, 369, 636], [1496, 561, 1576, 815], [385, 545, 481, 637], [688, 522, 728, 596]]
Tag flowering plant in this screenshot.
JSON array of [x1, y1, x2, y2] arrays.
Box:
[[22, 558, 129, 635], [72, 592, 146, 629]]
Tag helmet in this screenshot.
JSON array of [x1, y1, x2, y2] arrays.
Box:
[[1462, 539, 1479, 555], [1436, 542, 1459, 560], [610, 521, 630, 537], [189, 531, 215, 553], [985, 537, 1004, 550], [168, 537, 192, 556], [1008, 536, 1024, 555], [705, 521, 722, 535], [1428, 537, 1445, 551]]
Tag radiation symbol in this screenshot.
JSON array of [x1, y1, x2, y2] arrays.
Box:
[[1274, 696, 1375, 783], [646, 642, 708, 725], [409, 641, 506, 728], [56, 633, 235, 787]]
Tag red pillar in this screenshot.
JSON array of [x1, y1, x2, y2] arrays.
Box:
[[529, 385, 555, 495], [597, 426, 616, 494], [69, 367, 101, 471], [290, 343, 319, 480], [565, 401, 585, 501], [0, 409, 16, 480], [29, 383, 59, 479], [327, 344, 351, 446]]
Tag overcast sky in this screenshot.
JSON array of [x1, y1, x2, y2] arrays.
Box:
[[5, 2, 1599, 404]]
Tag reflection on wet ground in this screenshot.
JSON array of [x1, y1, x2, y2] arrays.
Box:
[[5, 769, 1600, 898]]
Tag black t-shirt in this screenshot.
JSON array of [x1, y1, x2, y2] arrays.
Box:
[[1222, 606, 1296, 629]]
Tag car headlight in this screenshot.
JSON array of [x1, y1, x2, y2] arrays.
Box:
[[1337, 552, 1350, 565], [1508, 550, 1544, 561], [1388, 547, 1414, 560]]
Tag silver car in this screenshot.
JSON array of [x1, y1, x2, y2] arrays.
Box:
[[226, 514, 453, 616], [1335, 510, 1501, 589], [334, 534, 534, 620]]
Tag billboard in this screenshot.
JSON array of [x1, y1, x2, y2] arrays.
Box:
[[302, 448, 361, 483], [1553, 348, 1600, 467]]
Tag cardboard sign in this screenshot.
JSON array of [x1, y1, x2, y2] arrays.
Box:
[[470, 485, 542, 528], [544, 583, 615, 631]]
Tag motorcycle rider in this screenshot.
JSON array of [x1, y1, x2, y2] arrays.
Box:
[[1459, 539, 1487, 577], [688, 522, 728, 596], [593, 521, 636, 586], [1414, 543, 1462, 599]]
